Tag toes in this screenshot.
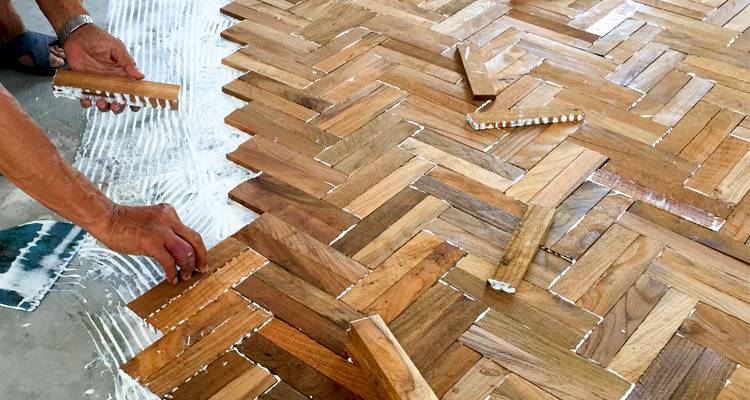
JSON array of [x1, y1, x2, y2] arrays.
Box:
[[50, 54, 65, 68], [96, 98, 110, 112], [50, 46, 65, 59], [80, 98, 93, 108]]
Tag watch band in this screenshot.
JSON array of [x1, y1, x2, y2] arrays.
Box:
[[57, 14, 95, 45]]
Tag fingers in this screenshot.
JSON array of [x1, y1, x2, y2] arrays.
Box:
[[171, 222, 208, 273], [165, 234, 196, 281], [113, 44, 145, 80], [151, 245, 178, 284]]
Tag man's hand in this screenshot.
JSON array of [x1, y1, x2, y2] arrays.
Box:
[[89, 204, 208, 284], [63, 24, 144, 113]]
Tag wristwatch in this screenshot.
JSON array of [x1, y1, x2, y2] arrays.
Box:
[[57, 14, 95, 45]]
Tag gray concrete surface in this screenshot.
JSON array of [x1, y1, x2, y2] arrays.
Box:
[[0, 2, 119, 399]]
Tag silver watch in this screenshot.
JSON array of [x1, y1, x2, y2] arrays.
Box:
[[57, 14, 95, 45]]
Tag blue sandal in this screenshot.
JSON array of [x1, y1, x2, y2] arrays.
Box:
[[0, 32, 64, 76]]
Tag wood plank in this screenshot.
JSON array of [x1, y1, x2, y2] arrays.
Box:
[[716, 367, 750, 400], [576, 236, 664, 316], [229, 173, 359, 245], [652, 76, 715, 127], [544, 181, 610, 247], [342, 231, 443, 310], [127, 237, 248, 319], [142, 304, 272, 396], [145, 250, 267, 332], [233, 213, 368, 296], [552, 193, 633, 260], [347, 315, 438, 400], [389, 283, 486, 371], [423, 343, 482, 398], [345, 156, 435, 218], [459, 42, 497, 99], [670, 347, 737, 400], [577, 274, 669, 365], [235, 262, 364, 356], [353, 195, 449, 268], [491, 373, 558, 400], [325, 147, 414, 208], [442, 358, 508, 400], [679, 303, 750, 368], [490, 205, 556, 293], [363, 242, 465, 323], [256, 319, 378, 400], [607, 288, 698, 382], [505, 141, 586, 203], [626, 335, 704, 400], [335, 121, 419, 176], [461, 312, 631, 400], [204, 365, 276, 400], [239, 333, 362, 399], [414, 174, 521, 233], [294, 2, 375, 44], [169, 351, 254, 400], [551, 224, 639, 301]]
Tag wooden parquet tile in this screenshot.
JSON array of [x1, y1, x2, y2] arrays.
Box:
[[123, 1, 750, 398]]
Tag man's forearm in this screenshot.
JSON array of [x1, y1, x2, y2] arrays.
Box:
[[0, 0, 25, 43], [0, 84, 113, 231], [35, 0, 88, 34]]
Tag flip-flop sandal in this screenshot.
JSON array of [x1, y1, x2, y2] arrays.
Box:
[[0, 32, 64, 76]]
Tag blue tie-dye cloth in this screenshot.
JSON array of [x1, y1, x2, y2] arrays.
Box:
[[0, 221, 87, 311]]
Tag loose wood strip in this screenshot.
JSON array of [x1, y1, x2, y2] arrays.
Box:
[[607, 288, 698, 382], [468, 106, 584, 130], [146, 250, 267, 332], [53, 70, 180, 110], [459, 42, 497, 100], [347, 315, 438, 400], [489, 205, 556, 293]]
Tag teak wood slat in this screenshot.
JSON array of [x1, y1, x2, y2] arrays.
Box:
[[347, 315, 438, 400]]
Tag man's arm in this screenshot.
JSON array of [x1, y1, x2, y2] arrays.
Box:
[[0, 84, 207, 283]]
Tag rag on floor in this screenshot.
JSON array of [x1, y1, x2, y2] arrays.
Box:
[[0, 220, 87, 311]]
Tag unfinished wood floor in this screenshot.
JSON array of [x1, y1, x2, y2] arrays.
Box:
[[125, 0, 750, 399]]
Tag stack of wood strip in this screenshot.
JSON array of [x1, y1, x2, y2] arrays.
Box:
[[122, 1, 750, 399]]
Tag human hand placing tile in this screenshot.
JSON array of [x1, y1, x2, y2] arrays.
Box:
[[87, 203, 207, 284]]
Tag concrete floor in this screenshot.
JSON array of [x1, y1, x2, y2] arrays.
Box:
[[0, 2, 118, 399]]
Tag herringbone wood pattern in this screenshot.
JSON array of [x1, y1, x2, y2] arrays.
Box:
[[124, 1, 750, 399]]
